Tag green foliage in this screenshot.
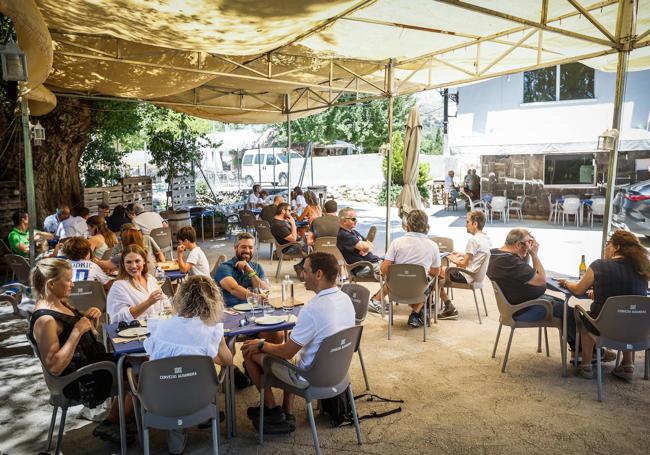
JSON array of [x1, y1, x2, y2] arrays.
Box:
[[421, 128, 443, 155], [376, 184, 402, 206], [271, 94, 416, 152], [379, 132, 430, 205]]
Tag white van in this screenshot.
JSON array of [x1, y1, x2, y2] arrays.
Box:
[[240, 148, 302, 187]]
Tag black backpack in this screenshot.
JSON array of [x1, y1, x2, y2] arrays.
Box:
[[321, 391, 403, 427]]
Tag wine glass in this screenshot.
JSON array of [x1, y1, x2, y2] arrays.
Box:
[[154, 267, 166, 287], [246, 288, 259, 321]]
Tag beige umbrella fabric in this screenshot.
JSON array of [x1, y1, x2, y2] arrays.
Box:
[[396, 107, 423, 221]]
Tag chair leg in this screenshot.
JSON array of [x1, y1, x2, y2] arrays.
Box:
[[387, 301, 392, 340], [492, 323, 502, 358], [357, 348, 371, 391], [306, 400, 321, 455], [54, 406, 67, 455], [423, 296, 428, 342], [645, 349, 649, 380], [480, 288, 488, 316], [544, 327, 550, 357], [212, 415, 220, 455], [596, 347, 603, 402], [275, 255, 282, 278], [258, 386, 265, 444], [46, 405, 58, 452], [269, 243, 273, 263], [143, 427, 150, 455], [472, 290, 482, 324], [537, 327, 542, 353], [501, 327, 515, 373], [347, 384, 362, 445], [133, 396, 143, 447], [574, 329, 581, 371]]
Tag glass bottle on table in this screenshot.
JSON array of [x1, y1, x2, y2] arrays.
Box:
[[579, 255, 587, 278]]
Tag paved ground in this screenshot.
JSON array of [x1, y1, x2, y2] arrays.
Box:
[[1, 204, 648, 455]]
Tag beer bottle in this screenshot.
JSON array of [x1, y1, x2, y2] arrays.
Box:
[[579, 255, 587, 278]]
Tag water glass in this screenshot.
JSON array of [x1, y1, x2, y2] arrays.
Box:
[[246, 288, 260, 321]]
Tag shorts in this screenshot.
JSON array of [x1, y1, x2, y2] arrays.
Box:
[[352, 261, 381, 279], [448, 270, 468, 284]]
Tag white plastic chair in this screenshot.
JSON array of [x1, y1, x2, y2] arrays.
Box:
[[588, 198, 606, 227], [560, 197, 581, 227], [489, 197, 508, 223]]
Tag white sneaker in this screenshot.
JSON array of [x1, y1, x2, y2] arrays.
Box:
[[369, 299, 388, 314]]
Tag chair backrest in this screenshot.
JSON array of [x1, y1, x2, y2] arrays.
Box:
[[302, 325, 363, 387], [254, 220, 275, 243], [161, 277, 175, 297], [562, 197, 581, 213], [150, 227, 173, 258], [594, 296, 650, 344], [472, 251, 492, 283], [386, 264, 429, 304], [429, 236, 454, 254], [591, 198, 606, 215], [490, 196, 507, 210], [490, 280, 517, 324], [4, 254, 31, 284], [240, 213, 257, 229], [341, 283, 370, 324], [209, 254, 227, 280], [0, 238, 12, 255], [313, 236, 345, 265], [138, 355, 219, 417], [69, 280, 107, 313], [311, 216, 340, 238]]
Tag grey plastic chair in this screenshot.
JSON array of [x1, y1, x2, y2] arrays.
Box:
[[258, 326, 363, 454], [311, 216, 340, 238], [4, 253, 31, 285], [160, 277, 175, 297], [444, 252, 491, 324], [490, 280, 562, 373], [239, 210, 257, 233], [210, 254, 227, 280], [574, 295, 650, 401], [27, 336, 117, 455], [274, 240, 307, 278], [127, 355, 222, 455], [254, 220, 275, 261], [429, 236, 453, 255], [341, 283, 371, 391], [1, 283, 35, 318], [313, 236, 346, 277], [150, 227, 173, 260], [69, 280, 107, 314], [386, 264, 434, 342]]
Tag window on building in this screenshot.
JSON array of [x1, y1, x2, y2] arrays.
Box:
[[544, 153, 595, 186], [523, 62, 594, 103]]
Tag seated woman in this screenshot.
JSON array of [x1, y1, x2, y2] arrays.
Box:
[[112, 225, 165, 275], [559, 230, 650, 380], [295, 190, 322, 238], [28, 258, 127, 443], [107, 244, 168, 323], [87, 216, 118, 272], [105, 205, 131, 233], [291, 186, 307, 216], [143, 275, 233, 454]]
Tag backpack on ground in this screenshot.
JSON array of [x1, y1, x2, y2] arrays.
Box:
[[320, 391, 404, 427]]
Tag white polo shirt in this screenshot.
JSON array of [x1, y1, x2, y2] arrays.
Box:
[[133, 211, 166, 235], [186, 246, 210, 276], [56, 216, 89, 239], [461, 231, 492, 283], [289, 287, 355, 369], [384, 232, 441, 272]]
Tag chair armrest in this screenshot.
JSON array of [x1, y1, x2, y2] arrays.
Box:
[[445, 266, 477, 280], [278, 241, 303, 251], [574, 304, 597, 326], [262, 353, 308, 378], [52, 360, 118, 392], [509, 299, 554, 321], [126, 366, 138, 395]]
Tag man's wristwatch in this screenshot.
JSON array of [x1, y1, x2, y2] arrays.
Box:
[[257, 340, 265, 352]]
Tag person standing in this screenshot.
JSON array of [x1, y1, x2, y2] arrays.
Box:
[[444, 170, 459, 204], [469, 169, 481, 201]]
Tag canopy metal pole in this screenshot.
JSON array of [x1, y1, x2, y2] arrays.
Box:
[[601, 0, 636, 256], [385, 59, 395, 252], [19, 84, 37, 265], [257, 143, 261, 186], [286, 94, 292, 201]]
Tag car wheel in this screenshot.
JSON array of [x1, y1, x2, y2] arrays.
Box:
[[244, 176, 255, 187], [278, 173, 288, 186]]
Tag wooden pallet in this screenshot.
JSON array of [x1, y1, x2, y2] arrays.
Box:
[[171, 176, 196, 208], [121, 177, 153, 210], [0, 181, 21, 238]]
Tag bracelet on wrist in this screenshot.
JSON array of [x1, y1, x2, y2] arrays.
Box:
[[247, 270, 257, 278]]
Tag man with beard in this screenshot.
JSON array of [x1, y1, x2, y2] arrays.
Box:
[[215, 232, 268, 307]]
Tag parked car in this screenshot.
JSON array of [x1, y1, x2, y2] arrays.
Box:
[[240, 148, 302, 187], [612, 179, 650, 236]]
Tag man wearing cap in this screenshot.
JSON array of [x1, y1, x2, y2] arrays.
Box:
[[132, 203, 168, 235]]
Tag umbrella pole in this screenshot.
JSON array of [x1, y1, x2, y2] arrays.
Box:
[[385, 60, 395, 252], [286, 94, 292, 202], [601, 0, 636, 257], [20, 83, 37, 265]]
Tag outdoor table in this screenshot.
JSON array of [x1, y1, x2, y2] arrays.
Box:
[[545, 275, 590, 377], [108, 304, 302, 453], [295, 220, 309, 228], [164, 269, 187, 281]]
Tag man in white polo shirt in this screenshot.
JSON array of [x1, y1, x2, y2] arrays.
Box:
[[380, 209, 440, 328], [241, 252, 355, 433], [437, 210, 492, 320], [132, 203, 167, 235]]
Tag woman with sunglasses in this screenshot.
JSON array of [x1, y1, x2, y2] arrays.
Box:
[[559, 230, 650, 380], [107, 244, 167, 323]]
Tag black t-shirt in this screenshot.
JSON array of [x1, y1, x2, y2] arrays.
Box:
[[487, 248, 546, 304], [105, 215, 131, 233], [590, 258, 647, 314], [337, 228, 379, 264], [271, 218, 292, 245]]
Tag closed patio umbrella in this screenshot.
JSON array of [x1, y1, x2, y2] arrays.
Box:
[[396, 108, 423, 222]]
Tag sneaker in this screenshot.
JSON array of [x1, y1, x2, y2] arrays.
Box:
[[601, 348, 617, 363], [369, 299, 387, 314], [437, 304, 458, 320], [407, 312, 422, 328], [247, 405, 286, 425], [234, 366, 252, 389], [612, 364, 635, 382]]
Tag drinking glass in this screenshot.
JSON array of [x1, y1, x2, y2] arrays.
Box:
[[260, 278, 273, 314], [282, 295, 294, 313], [246, 288, 260, 321]]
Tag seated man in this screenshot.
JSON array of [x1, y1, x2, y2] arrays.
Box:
[[241, 252, 355, 432], [310, 199, 340, 239], [438, 210, 492, 320], [247, 184, 264, 209], [261, 195, 284, 224], [336, 206, 380, 279], [43, 205, 71, 234], [379, 209, 440, 324], [444, 170, 459, 203], [61, 236, 112, 291], [271, 202, 307, 275], [8, 211, 53, 257], [56, 206, 90, 239], [132, 203, 167, 235]]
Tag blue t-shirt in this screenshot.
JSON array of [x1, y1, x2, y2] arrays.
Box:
[[214, 257, 266, 307]]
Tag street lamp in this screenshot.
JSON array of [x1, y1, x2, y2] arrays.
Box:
[[597, 128, 619, 152], [31, 121, 45, 146], [0, 36, 28, 82]]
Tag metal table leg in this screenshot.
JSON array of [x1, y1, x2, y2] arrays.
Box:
[[117, 355, 127, 455], [562, 296, 569, 377]]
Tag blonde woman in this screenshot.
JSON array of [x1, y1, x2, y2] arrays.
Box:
[[143, 275, 233, 454], [28, 258, 127, 443], [107, 245, 167, 323]]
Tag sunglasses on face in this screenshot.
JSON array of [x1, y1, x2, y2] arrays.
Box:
[[344, 217, 357, 221]]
